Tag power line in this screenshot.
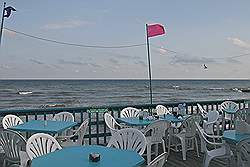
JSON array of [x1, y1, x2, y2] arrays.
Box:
[[5, 27, 250, 60], [4, 27, 146, 49]]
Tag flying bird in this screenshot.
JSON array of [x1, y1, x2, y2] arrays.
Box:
[[203, 64, 208, 69], [4, 6, 16, 18]]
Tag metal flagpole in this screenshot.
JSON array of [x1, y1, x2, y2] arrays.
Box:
[[0, 2, 6, 46], [146, 24, 153, 105]]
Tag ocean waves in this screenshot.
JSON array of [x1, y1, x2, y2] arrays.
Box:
[[0, 80, 250, 109]]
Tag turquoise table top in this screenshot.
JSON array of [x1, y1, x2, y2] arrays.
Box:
[[223, 109, 238, 114], [117, 114, 184, 126], [9, 120, 77, 134], [223, 130, 250, 144], [31, 145, 145, 167]]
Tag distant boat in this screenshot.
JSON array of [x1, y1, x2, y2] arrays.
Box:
[[40, 104, 66, 108], [17, 91, 33, 95], [240, 88, 250, 93]]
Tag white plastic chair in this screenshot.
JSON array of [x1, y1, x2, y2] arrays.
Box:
[[144, 120, 170, 164], [52, 112, 74, 122], [236, 109, 250, 123], [2, 115, 23, 129], [197, 103, 208, 118], [156, 105, 171, 116], [120, 107, 140, 118], [56, 119, 89, 147], [147, 152, 168, 167], [195, 122, 233, 167], [107, 128, 146, 155], [171, 114, 202, 160], [0, 129, 28, 167], [104, 113, 128, 134], [220, 101, 239, 129], [26, 133, 62, 160], [203, 110, 220, 135], [237, 138, 250, 167]]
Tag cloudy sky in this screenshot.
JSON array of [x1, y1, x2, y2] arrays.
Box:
[[1, 0, 250, 79]]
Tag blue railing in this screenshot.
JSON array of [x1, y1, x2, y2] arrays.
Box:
[[0, 99, 247, 145]]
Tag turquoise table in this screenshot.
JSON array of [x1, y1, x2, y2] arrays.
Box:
[[117, 114, 184, 126], [9, 120, 77, 134], [223, 130, 250, 144], [31, 145, 145, 167]]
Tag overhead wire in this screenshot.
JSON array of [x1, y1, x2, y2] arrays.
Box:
[[4, 27, 146, 49], [4, 27, 250, 60]]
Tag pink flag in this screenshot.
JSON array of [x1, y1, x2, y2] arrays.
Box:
[[147, 24, 165, 38]]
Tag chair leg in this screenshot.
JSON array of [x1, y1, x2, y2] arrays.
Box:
[[162, 139, 166, 153], [180, 138, 186, 160], [204, 156, 212, 167], [194, 137, 199, 157], [3, 159, 6, 167], [155, 144, 159, 156], [167, 135, 171, 155], [147, 144, 152, 164]]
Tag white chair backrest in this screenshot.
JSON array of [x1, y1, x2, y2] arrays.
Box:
[[220, 101, 239, 112], [207, 110, 220, 123], [197, 103, 207, 117], [120, 107, 140, 118], [108, 128, 146, 155], [104, 113, 120, 134], [0, 129, 26, 163], [53, 112, 74, 122], [195, 122, 210, 152], [156, 105, 170, 115], [178, 103, 186, 115], [147, 152, 167, 167], [2, 114, 23, 129], [74, 119, 89, 145], [180, 114, 202, 138], [26, 133, 62, 160], [236, 109, 250, 123], [144, 120, 170, 143], [237, 138, 250, 167]]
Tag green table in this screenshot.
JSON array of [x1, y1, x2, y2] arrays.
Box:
[[117, 114, 184, 126], [9, 120, 77, 135], [31, 145, 145, 167], [223, 130, 250, 144]]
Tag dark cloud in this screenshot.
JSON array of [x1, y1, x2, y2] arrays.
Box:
[[108, 58, 120, 65], [170, 55, 217, 65], [30, 59, 44, 65], [134, 60, 147, 67], [58, 59, 87, 66]]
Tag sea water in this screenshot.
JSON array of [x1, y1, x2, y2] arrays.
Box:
[[0, 79, 250, 109]]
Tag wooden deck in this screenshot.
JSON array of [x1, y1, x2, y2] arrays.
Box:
[[164, 150, 227, 167]]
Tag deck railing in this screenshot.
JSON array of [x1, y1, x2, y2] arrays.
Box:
[[0, 99, 248, 145]]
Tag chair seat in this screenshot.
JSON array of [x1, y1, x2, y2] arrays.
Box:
[[208, 147, 233, 158], [60, 141, 80, 148], [20, 151, 29, 167]]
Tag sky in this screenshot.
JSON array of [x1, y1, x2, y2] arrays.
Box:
[[1, 0, 250, 79]]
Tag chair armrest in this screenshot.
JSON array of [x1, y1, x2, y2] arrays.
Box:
[[56, 135, 73, 142], [118, 123, 130, 129], [204, 132, 223, 139], [205, 121, 217, 126], [207, 140, 225, 146]]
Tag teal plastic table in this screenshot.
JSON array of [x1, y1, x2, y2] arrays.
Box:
[[9, 120, 77, 134], [31, 145, 145, 167], [223, 130, 250, 144], [117, 114, 184, 126]]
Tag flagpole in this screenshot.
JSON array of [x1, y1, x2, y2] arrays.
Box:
[[146, 24, 153, 105], [0, 2, 6, 46]]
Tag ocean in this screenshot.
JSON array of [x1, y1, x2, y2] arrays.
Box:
[[0, 79, 250, 109]]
